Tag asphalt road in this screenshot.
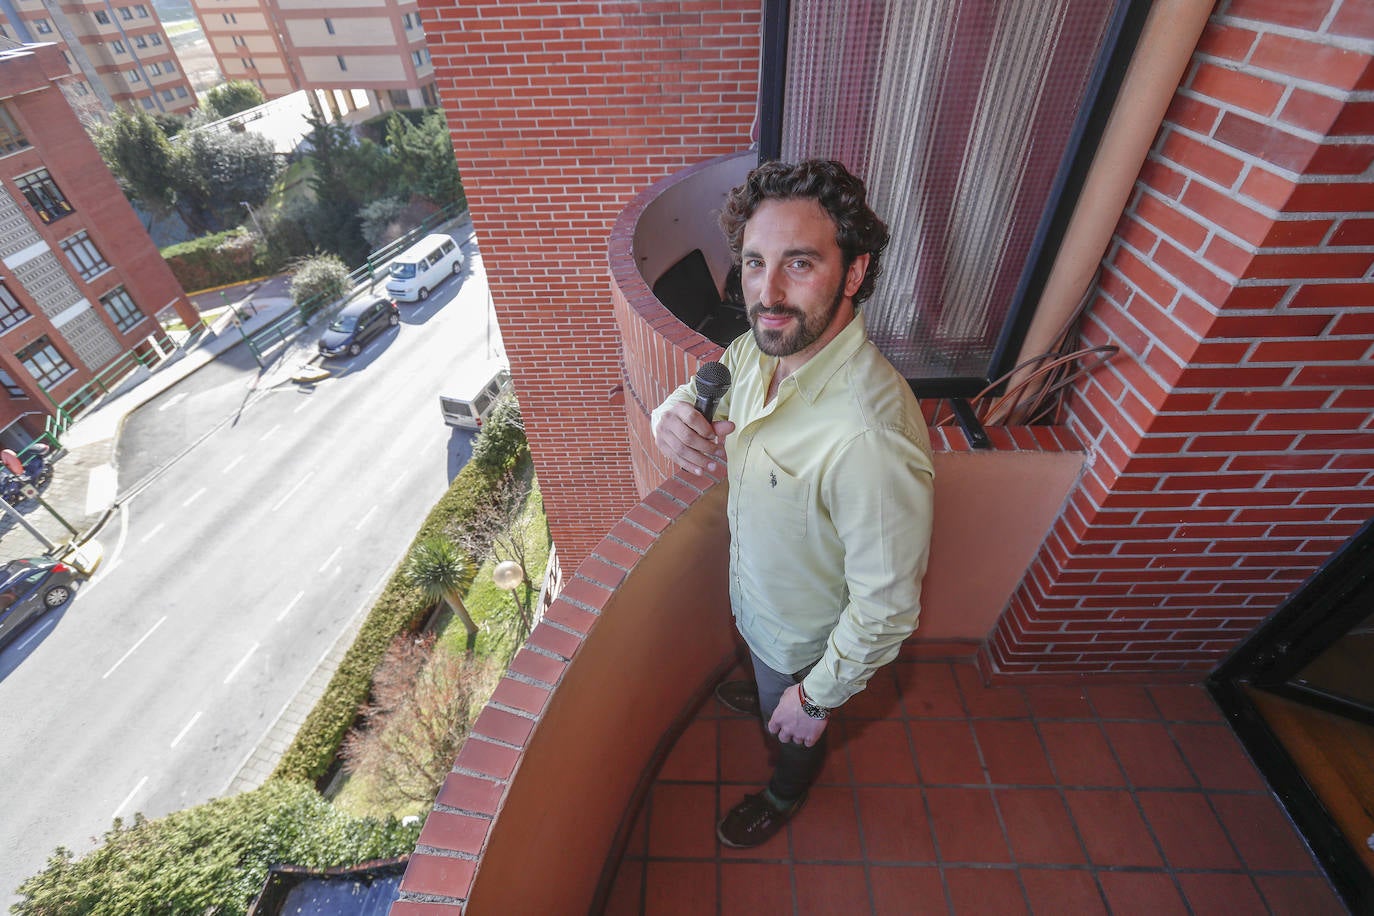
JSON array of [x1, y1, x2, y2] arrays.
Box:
[[0, 243, 502, 904]]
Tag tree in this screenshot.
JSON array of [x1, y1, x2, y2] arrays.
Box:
[[201, 80, 266, 120], [385, 110, 465, 206], [341, 635, 497, 808], [90, 107, 181, 217], [471, 391, 526, 474], [406, 536, 478, 652], [177, 128, 280, 231], [13, 780, 417, 916], [287, 253, 351, 314]]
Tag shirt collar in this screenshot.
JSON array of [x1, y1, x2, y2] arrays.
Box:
[[757, 310, 868, 404]]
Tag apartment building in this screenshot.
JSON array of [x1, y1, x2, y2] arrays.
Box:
[[0, 40, 198, 449], [0, 0, 196, 123], [192, 0, 435, 115]]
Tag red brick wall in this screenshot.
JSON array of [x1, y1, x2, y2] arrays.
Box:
[[986, 2, 1374, 675], [420, 0, 762, 567]]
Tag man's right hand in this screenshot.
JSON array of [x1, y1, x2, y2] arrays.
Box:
[[653, 401, 734, 476]]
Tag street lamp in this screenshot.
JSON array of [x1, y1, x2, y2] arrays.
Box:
[[240, 200, 265, 238], [493, 559, 530, 639]]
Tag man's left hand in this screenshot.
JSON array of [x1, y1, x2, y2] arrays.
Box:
[[768, 685, 828, 747]]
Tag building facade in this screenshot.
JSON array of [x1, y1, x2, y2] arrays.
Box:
[[192, 0, 436, 115], [0, 0, 196, 123], [0, 41, 198, 448]]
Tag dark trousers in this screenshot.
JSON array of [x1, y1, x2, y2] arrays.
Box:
[[748, 649, 827, 801]]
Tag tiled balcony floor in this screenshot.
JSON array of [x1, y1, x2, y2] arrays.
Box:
[[604, 657, 1346, 915]]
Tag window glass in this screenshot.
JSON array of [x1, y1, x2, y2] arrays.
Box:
[[100, 287, 144, 333], [94, 10, 110, 24], [15, 169, 73, 224], [0, 369, 26, 398], [16, 337, 73, 387], [34, 18, 52, 34], [113, 40, 126, 54], [59, 231, 110, 281], [0, 103, 29, 156], [0, 283, 30, 332]]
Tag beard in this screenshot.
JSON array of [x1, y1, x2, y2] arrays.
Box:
[[748, 280, 846, 357]]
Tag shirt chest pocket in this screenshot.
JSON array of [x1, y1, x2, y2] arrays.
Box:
[[748, 445, 811, 540]]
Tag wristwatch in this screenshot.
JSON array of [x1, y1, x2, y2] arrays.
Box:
[[798, 684, 830, 719]]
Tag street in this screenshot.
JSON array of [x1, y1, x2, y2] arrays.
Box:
[[0, 241, 501, 905]]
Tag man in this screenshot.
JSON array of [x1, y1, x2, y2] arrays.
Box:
[[652, 159, 935, 848]]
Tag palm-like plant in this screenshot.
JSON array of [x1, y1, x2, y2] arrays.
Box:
[[407, 536, 478, 653]]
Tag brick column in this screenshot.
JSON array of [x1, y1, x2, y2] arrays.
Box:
[[987, 3, 1374, 675]]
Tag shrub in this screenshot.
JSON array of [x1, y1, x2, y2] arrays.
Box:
[[471, 391, 526, 475], [13, 780, 418, 916], [162, 228, 260, 292], [288, 253, 351, 315]]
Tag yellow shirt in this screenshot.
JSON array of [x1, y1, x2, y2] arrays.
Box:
[[653, 313, 935, 708]]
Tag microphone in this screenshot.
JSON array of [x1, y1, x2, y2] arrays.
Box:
[[692, 361, 732, 421]]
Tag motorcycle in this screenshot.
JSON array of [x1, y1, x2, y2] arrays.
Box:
[[0, 444, 52, 504]]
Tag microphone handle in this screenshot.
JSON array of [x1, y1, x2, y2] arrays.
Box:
[[693, 394, 720, 422]]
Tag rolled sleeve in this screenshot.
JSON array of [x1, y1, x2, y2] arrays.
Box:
[[801, 426, 935, 708]]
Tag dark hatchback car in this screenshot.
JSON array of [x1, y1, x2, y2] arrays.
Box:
[[317, 296, 400, 358], [0, 557, 78, 651]]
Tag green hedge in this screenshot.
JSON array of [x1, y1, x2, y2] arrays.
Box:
[[162, 229, 262, 292], [271, 457, 513, 785]]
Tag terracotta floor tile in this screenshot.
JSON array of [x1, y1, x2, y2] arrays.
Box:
[[1085, 684, 1159, 719], [954, 664, 1030, 718], [869, 865, 947, 916], [844, 666, 904, 718], [644, 861, 717, 916], [793, 864, 872, 915], [658, 718, 717, 782], [1175, 873, 1267, 916], [647, 783, 717, 859], [996, 788, 1086, 864], [1023, 684, 1094, 719], [856, 786, 936, 862], [603, 857, 643, 916], [1136, 791, 1241, 870], [1209, 791, 1320, 871], [790, 785, 864, 862], [814, 718, 852, 785], [719, 861, 792, 914], [1171, 723, 1267, 791], [925, 786, 1012, 864], [1064, 789, 1163, 867], [1019, 868, 1107, 915], [1148, 684, 1222, 721], [1103, 721, 1197, 788], [847, 719, 920, 784], [975, 719, 1056, 786], [896, 661, 968, 717], [945, 866, 1029, 915], [1039, 720, 1126, 787], [1098, 871, 1189, 916], [911, 719, 986, 785], [1254, 874, 1349, 916], [718, 716, 773, 784]]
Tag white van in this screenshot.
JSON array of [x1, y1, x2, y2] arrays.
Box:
[[440, 361, 512, 429], [386, 233, 464, 302]]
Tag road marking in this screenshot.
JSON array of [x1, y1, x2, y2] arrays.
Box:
[[103, 616, 167, 679], [157, 392, 188, 412], [276, 590, 305, 622], [224, 455, 245, 473], [182, 487, 207, 507], [171, 711, 202, 748], [385, 471, 406, 494], [293, 399, 311, 414], [140, 522, 165, 544], [224, 643, 259, 684], [15, 616, 57, 651], [354, 504, 378, 531], [271, 470, 314, 512], [318, 545, 342, 574], [258, 423, 282, 443], [111, 776, 148, 821]]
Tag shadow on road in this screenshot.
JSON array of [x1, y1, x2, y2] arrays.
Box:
[[0, 590, 79, 683], [447, 428, 476, 482]]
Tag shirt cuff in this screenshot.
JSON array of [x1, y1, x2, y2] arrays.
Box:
[[800, 668, 859, 710]]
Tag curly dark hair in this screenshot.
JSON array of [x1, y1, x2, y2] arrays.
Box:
[[719, 159, 890, 305]]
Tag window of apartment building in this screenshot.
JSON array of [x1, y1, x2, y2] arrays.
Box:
[[0, 369, 26, 399], [16, 337, 73, 387], [100, 287, 144, 333], [0, 284, 31, 333], [162, 89, 173, 101], [94, 10, 110, 25], [72, 79, 89, 97], [141, 96, 154, 109], [411, 48, 430, 67], [148, 61, 160, 75], [0, 104, 30, 156], [59, 231, 110, 281], [137, 5, 149, 18], [337, 55, 347, 71], [163, 59, 175, 72], [128, 68, 142, 82], [232, 35, 246, 47], [176, 86, 188, 98], [150, 33, 162, 45], [15, 169, 72, 224], [33, 18, 52, 34], [112, 39, 126, 54], [119, 6, 133, 20], [325, 17, 335, 35], [403, 13, 414, 30], [222, 13, 237, 24], [134, 34, 147, 48], [770, 0, 1144, 395]]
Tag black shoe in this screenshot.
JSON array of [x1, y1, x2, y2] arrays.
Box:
[[716, 790, 807, 848], [714, 680, 761, 716]]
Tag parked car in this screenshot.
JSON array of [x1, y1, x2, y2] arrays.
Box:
[[0, 557, 78, 651], [317, 296, 400, 358], [386, 233, 464, 302]]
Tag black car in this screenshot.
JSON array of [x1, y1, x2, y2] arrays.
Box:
[[317, 296, 400, 358], [0, 557, 78, 651]]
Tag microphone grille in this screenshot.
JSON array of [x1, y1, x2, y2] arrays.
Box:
[[695, 361, 732, 398]]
